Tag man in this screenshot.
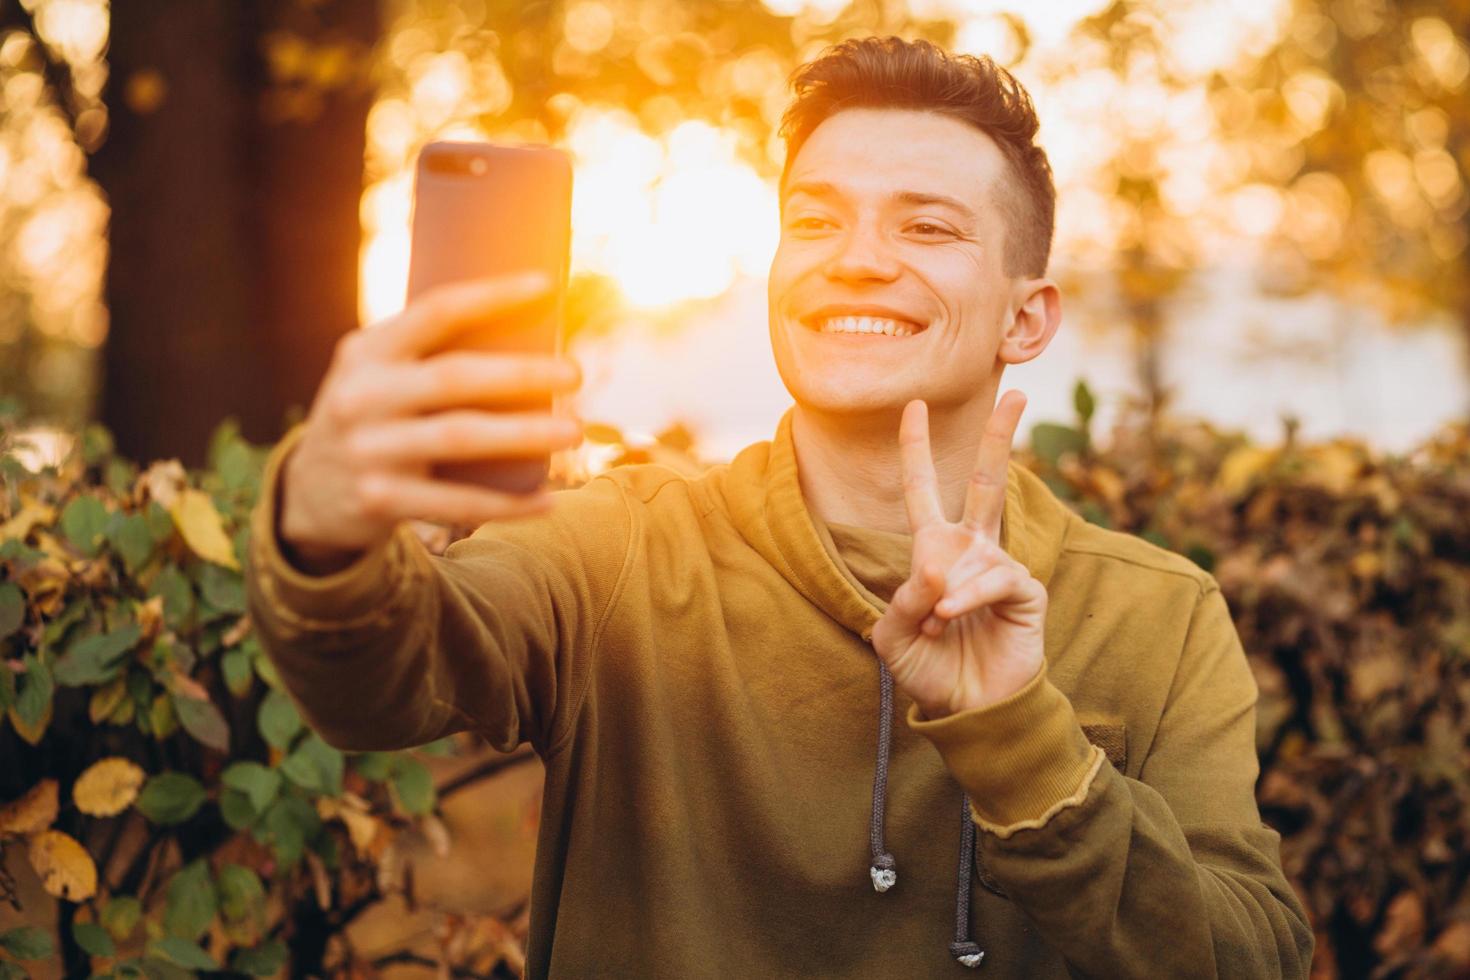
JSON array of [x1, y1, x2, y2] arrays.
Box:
[[247, 35, 1314, 977]]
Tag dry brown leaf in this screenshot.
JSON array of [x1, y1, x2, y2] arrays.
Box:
[[28, 829, 98, 901], [136, 595, 165, 642], [1431, 920, 1470, 967], [141, 459, 187, 510], [0, 779, 59, 836], [73, 757, 147, 817], [420, 813, 451, 858], [306, 851, 332, 910], [0, 499, 55, 542], [222, 614, 252, 647], [1374, 891, 1427, 958]]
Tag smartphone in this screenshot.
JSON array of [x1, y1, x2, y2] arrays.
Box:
[[405, 139, 573, 494]]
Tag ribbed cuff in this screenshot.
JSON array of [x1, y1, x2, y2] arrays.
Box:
[[906, 658, 1103, 838], [247, 423, 419, 629]]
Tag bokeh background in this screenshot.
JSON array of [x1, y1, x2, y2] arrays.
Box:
[[2, 1, 1470, 978], [3, 0, 1468, 464]]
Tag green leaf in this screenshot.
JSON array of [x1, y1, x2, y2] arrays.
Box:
[[105, 457, 138, 497], [148, 564, 194, 631], [148, 936, 219, 971], [222, 761, 281, 814], [257, 689, 301, 749], [60, 495, 109, 556], [391, 756, 435, 816], [229, 939, 287, 976], [105, 512, 155, 575], [416, 736, 456, 757], [73, 920, 116, 957], [197, 562, 245, 615], [135, 772, 206, 825], [101, 895, 143, 940], [281, 733, 344, 796], [15, 654, 52, 730], [264, 799, 308, 869], [213, 437, 256, 493], [162, 859, 216, 940], [219, 787, 257, 831], [143, 501, 174, 545], [53, 623, 142, 687], [217, 863, 266, 924], [352, 752, 392, 781], [0, 925, 53, 959], [0, 960, 26, 980], [252, 649, 281, 689], [137, 956, 193, 980], [221, 648, 253, 697], [1073, 379, 1096, 427], [1030, 422, 1089, 466], [41, 599, 88, 649], [0, 582, 23, 639], [80, 423, 114, 465], [172, 690, 230, 752]]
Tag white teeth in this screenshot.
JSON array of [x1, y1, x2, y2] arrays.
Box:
[[817, 316, 920, 337]]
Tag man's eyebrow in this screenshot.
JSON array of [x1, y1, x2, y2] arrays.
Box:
[[783, 180, 978, 221]]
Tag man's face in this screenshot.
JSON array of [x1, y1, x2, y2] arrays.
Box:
[[768, 107, 1025, 418]]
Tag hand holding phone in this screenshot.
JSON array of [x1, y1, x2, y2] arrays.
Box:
[[276, 272, 585, 571], [275, 140, 579, 570]]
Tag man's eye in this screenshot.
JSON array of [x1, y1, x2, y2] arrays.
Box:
[[910, 222, 952, 236], [790, 217, 832, 230]]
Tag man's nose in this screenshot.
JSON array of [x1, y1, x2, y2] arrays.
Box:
[[823, 225, 900, 282]]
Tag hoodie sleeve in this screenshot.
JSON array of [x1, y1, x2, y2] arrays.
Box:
[[244, 425, 632, 756], [906, 584, 1314, 979]]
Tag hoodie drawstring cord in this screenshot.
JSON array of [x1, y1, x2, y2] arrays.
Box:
[[870, 659, 986, 968], [951, 791, 986, 967], [869, 658, 898, 892]]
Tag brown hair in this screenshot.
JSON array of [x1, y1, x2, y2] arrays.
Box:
[[778, 36, 1056, 278]]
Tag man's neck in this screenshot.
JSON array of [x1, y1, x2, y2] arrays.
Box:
[[790, 394, 999, 535]]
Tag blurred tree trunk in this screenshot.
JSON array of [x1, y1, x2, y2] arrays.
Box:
[[93, 0, 378, 467]]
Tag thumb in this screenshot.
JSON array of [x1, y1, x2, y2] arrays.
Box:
[[884, 561, 946, 632]]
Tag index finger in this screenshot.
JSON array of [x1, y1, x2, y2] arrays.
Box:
[[961, 389, 1026, 538], [366, 271, 555, 361], [899, 399, 945, 530]]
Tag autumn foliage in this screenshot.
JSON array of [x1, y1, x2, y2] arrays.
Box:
[[3, 390, 1470, 977]]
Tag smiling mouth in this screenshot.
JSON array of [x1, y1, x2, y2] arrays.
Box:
[[803, 315, 928, 337]]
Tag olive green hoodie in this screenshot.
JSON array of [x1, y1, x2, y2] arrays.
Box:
[[246, 409, 1313, 978]]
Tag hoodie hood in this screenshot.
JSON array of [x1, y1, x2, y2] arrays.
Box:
[[720, 406, 1076, 968], [724, 407, 1072, 633]]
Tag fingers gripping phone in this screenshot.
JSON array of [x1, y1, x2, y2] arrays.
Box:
[[405, 140, 573, 494]]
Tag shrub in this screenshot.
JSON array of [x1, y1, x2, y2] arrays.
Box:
[[3, 386, 1469, 978]]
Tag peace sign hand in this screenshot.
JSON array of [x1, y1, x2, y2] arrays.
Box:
[[870, 391, 1048, 720]]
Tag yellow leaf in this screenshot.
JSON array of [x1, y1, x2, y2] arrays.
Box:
[[73, 757, 147, 817], [1217, 446, 1278, 497], [28, 829, 98, 901], [170, 488, 240, 570], [0, 779, 59, 836], [89, 677, 129, 724], [1300, 442, 1361, 495], [0, 500, 55, 542], [8, 697, 53, 746]]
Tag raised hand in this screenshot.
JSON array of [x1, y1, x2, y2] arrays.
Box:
[[870, 391, 1047, 719]]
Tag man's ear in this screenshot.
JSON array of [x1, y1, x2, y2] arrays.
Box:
[[998, 278, 1061, 366]]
